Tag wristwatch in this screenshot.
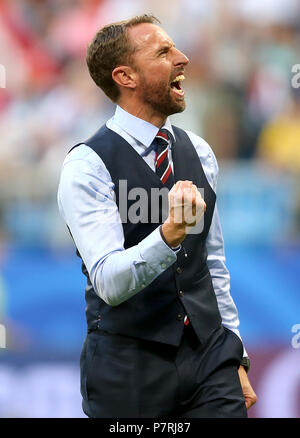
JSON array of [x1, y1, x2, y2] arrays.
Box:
[[240, 356, 250, 373]]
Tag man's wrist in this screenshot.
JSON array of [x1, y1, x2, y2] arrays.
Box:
[[240, 356, 250, 373], [159, 226, 181, 251], [161, 222, 186, 248]]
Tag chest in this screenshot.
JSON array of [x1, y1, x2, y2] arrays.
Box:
[[87, 126, 216, 243]]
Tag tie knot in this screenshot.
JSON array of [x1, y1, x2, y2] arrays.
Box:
[[156, 130, 169, 144], [154, 130, 169, 154], [153, 129, 174, 189]]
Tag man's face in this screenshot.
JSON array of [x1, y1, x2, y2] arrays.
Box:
[[127, 23, 189, 117]]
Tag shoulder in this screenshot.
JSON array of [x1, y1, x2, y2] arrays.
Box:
[[57, 143, 114, 208], [174, 128, 219, 190], [58, 144, 113, 203], [61, 144, 110, 178], [186, 130, 218, 172]]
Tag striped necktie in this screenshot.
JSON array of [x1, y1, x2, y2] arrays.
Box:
[[154, 131, 190, 327], [153, 130, 175, 191]]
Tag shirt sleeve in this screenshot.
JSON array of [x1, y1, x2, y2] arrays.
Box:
[[57, 145, 177, 307], [206, 206, 248, 357], [185, 131, 248, 358]]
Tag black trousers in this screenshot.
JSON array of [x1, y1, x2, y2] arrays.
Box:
[[80, 324, 247, 418]]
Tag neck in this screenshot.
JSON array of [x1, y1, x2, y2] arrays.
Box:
[[117, 98, 167, 128]]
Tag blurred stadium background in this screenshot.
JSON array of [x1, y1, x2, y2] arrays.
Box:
[[0, 0, 300, 418]]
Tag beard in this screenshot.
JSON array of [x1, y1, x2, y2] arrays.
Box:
[[138, 72, 186, 117]]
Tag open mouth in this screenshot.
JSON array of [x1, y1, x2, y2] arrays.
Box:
[[170, 74, 185, 96]]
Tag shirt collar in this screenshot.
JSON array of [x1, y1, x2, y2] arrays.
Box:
[[113, 105, 175, 147]]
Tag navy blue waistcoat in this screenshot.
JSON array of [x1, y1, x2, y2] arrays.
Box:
[[70, 125, 222, 346]]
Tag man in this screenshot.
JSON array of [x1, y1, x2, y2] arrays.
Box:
[[57, 14, 257, 418]]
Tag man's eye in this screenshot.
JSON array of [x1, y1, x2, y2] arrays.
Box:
[[159, 49, 168, 56]]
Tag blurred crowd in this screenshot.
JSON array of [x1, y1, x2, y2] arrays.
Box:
[[0, 0, 300, 246]]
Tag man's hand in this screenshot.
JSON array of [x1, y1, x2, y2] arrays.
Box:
[[161, 180, 206, 248], [238, 365, 257, 409]]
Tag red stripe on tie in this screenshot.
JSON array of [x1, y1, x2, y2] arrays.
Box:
[[157, 131, 169, 141], [156, 148, 168, 168], [161, 164, 172, 184], [184, 316, 190, 326]]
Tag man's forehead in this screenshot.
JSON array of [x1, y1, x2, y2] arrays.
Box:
[[128, 23, 173, 51]]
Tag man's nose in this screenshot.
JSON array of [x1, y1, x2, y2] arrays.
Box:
[[173, 48, 189, 67]]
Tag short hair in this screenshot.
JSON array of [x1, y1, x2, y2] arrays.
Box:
[[86, 14, 160, 102]]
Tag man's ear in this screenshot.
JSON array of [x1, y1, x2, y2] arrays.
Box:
[[112, 66, 137, 90]]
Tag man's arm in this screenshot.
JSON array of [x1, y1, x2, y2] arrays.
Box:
[[185, 130, 247, 353], [206, 207, 257, 408], [206, 205, 248, 355], [204, 145, 257, 408], [185, 130, 257, 409]]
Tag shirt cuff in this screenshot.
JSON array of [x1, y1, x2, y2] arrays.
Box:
[[159, 225, 181, 253], [137, 226, 177, 273], [227, 327, 248, 358]]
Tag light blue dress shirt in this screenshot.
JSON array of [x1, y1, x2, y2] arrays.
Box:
[[57, 105, 247, 356]]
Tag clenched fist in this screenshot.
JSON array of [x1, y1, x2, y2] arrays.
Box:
[[161, 180, 206, 247]]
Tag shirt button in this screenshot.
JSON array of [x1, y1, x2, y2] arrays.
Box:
[[141, 283, 146, 288], [161, 263, 166, 269], [177, 314, 184, 321], [176, 267, 182, 274], [167, 257, 172, 262], [179, 290, 184, 297]]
